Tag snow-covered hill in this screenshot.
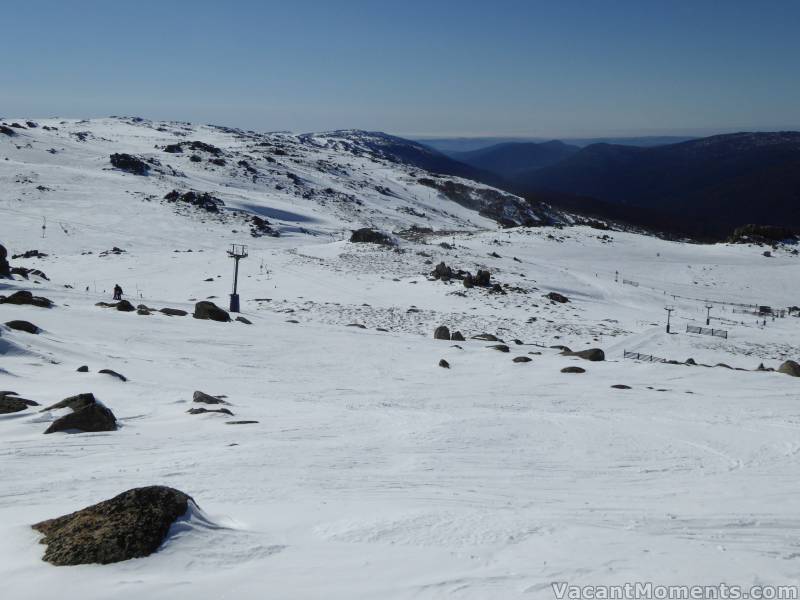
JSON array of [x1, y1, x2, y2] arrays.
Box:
[[2, 117, 800, 599]]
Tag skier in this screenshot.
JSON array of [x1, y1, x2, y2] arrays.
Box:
[[113, 284, 123, 301]]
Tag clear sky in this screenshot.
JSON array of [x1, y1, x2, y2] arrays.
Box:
[[2, 0, 799, 138]]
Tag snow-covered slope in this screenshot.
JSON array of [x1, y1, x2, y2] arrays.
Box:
[[2, 117, 800, 599]]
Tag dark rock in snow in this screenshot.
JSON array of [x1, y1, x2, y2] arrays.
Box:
[[561, 366, 586, 374], [116, 300, 135, 312], [0, 290, 53, 308], [109, 153, 150, 175], [188, 407, 233, 416], [226, 420, 259, 425], [160, 308, 188, 317], [193, 301, 230, 322], [0, 244, 10, 278], [433, 325, 450, 340], [472, 333, 500, 342], [611, 384, 632, 389], [192, 391, 229, 405], [235, 316, 252, 324], [350, 228, 394, 246], [546, 292, 569, 303], [0, 392, 39, 414], [42, 393, 117, 434], [438, 359, 450, 369], [99, 369, 127, 382], [512, 356, 532, 363], [778, 360, 800, 377], [489, 344, 510, 352], [77, 366, 89, 373], [164, 190, 225, 213], [5, 320, 40, 334], [562, 348, 605, 362], [451, 331, 465, 341], [32, 486, 192, 565]]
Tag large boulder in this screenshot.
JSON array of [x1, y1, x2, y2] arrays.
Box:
[[42, 393, 117, 434], [778, 360, 800, 377], [0, 290, 52, 308], [562, 348, 605, 362], [0, 391, 39, 414], [32, 486, 192, 565], [0, 244, 10, 278], [5, 320, 40, 334], [193, 301, 230, 322], [109, 153, 150, 175], [116, 300, 135, 312], [433, 326, 451, 340], [349, 228, 394, 246]]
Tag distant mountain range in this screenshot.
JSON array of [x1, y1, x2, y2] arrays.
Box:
[[404, 132, 800, 239], [419, 136, 696, 153]]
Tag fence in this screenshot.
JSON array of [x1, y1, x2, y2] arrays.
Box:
[[686, 324, 728, 339], [623, 350, 666, 363]]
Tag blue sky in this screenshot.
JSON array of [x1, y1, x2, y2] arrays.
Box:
[[1, 0, 798, 137]]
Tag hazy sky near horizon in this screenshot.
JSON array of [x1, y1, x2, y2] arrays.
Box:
[[2, 0, 799, 138]]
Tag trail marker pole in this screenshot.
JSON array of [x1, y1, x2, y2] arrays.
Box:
[[227, 244, 248, 313], [705, 303, 713, 326], [665, 306, 675, 333]]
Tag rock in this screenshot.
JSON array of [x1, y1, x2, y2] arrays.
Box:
[[489, 344, 510, 352], [0, 290, 53, 308], [433, 326, 451, 340], [562, 348, 605, 361], [474, 270, 491, 286], [349, 228, 394, 246], [550, 345, 572, 352], [347, 323, 366, 329], [76, 366, 89, 373], [685, 358, 697, 365], [226, 421, 259, 425], [611, 384, 632, 389], [116, 300, 135, 312], [512, 356, 532, 363], [192, 391, 229, 405], [109, 153, 150, 175], [561, 366, 586, 374], [0, 392, 39, 414], [5, 320, 40, 334], [136, 308, 151, 315], [235, 316, 252, 324], [98, 369, 127, 382], [432, 262, 454, 281], [438, 359, 450, 369], [546, 292, 569, 303], [10, 266, 50, 281], [0, 244, 10, 278], [160, 307, 188, 317], [32, 486, 192, 565], [472, 333, 500, 342], [451, 331, 465, 341], [188, 407, 233, 416], [778, 360, 800, 377], [42, 393, 117, 434], [164, 190, 225, 213], [512, 339, 524, 345], [193, 301, 230, 322], [0, 124, 16, 137]]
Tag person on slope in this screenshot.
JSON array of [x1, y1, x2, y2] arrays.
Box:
[[113, 284, 123, 301]]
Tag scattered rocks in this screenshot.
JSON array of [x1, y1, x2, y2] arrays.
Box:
[[512, 356, 532, 363], [0, 290, 53, 308], [164, 190, 224, 213], [42, 393, 117, 434], [193, 301, 230, 322], [562, 348, 605, 361], [561, 366, 586, 374], [350, 228, 394, 246], [778, 360, 800, 377], [12, 249, 48, 259], [98, 369, 127, 382], [32, 486, 192, 565], [4, 320, 40, 334], [433, 325, 450, 340], [109, 153, 150, 175], [438, 359, 450, 369]]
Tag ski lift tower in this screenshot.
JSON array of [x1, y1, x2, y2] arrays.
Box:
[[227, 244, 248, 313]]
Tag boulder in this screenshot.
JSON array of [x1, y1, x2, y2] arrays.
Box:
[[5, 320, 40, 334], [160, 307, 188, 317], [474, 270, 491, 286], [349, 228, 394, 246], [235, 316, 252, 324], [438, 359, 450, 369], [193, 301, 230, 322], [778, 360, 800, 377], [0, 244, 10, 278], [611, 384, 632, 389], [561, 366, 586, 374], [98, 369, 127, 382], [116, 300, 135, 312], [433, 326, 450, 340], [0, 290, 52, 307], [32, 486, 192, 565], [42, 393, 117, 434], [489, 344, 510, 352], [512, 356, 532, 363], [451, 331, 465, 341], [76, 366, 89, 372], [109, 153, 150, 175], [546, 292, 569, 303], [0, 392, 39, 414], [192, 391, 229, 405], [562, 348, 605, 362], [685, 358, 697, 366], [136, 308, 151, 316]]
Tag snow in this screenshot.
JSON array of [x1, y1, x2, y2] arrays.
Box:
[[2, 117, 800, 598]]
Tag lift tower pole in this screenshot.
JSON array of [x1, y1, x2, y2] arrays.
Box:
[[705, 303, 713, 326], [665, 306, 675, 334], [227, 244, 248, 313]]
